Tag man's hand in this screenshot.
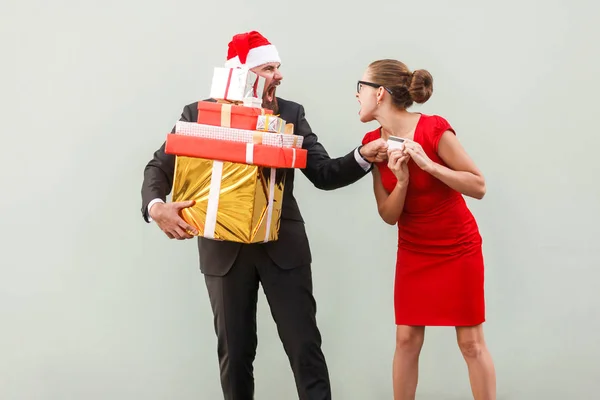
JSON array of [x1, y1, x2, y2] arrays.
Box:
[[360, 138, 389, 163], [149, 201, 198, 240]]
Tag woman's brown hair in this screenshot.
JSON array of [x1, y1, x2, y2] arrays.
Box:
[[368, 59, 433, 109]]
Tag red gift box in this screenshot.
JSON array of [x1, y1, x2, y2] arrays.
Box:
[[197, 101, 273, 131], [165, 134, 307, 169]]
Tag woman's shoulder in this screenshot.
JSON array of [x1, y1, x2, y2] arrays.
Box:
[[418, 113, 456, 151], [361, 127, 381, 145], [419, 113, 453, 130]]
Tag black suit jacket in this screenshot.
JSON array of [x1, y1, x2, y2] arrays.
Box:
[[141, 97, 369, 276]]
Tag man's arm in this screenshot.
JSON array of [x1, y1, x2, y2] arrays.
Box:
[[140, 104, 195, 222], [298, 105, 372, 190]]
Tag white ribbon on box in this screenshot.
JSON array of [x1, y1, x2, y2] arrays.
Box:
[[175, 121, 304, 149], [243, 143, 276, 240], [245, 142, 298, 168], [203, 161, 223, 239], [203, 156, 277, 243]]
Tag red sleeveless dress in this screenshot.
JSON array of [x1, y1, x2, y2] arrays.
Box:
[[363, 114, 485, 326]]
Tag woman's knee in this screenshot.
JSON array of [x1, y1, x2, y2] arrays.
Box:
[[456, 326, 486, 359], [395, 326, 424, 353], [458, 338, 485, 359]]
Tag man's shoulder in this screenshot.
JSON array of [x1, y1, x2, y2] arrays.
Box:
[[182, 98, 215, 109], [276, 96, 300, 106], [276, 97, 304, 124], [276, 97, 302, 112], [183, 98, 217, 110], [177, 98, 216, 119]]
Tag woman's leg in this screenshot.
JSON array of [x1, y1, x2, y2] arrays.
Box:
[[393, 325, 425, 400], [455, 324, 496, 400]]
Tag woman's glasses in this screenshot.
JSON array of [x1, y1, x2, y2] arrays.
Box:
[[357, 81, 393, 94]]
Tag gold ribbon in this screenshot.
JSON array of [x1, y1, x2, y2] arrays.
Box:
[[258, 114, 284, 133], [284, 123, 294, 135], [262, 114, 274, 132], [220, 104, 232, 127], [252, 132, 264, 144]]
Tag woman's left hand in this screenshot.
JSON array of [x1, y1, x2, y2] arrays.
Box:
[[403, 140, 435, 173]]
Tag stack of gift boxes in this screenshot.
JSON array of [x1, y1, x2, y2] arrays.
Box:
[[164, 67, 307, 244]]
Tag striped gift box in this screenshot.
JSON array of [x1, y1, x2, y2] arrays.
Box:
[[174, 121, 303, 149]]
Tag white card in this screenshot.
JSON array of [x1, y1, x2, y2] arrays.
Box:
[[387, 136, 405, 151]]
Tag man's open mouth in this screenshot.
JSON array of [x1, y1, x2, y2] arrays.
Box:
[[265, 83, 278, 102]]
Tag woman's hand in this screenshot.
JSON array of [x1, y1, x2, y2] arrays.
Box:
[[387, 149, 410, 184], [403, 140, 435, 173]]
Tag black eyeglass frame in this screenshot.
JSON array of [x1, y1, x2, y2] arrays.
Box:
[[357, 80, 393, 95]]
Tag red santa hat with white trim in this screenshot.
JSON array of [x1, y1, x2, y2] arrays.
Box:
[[224, 31, 281, 70]]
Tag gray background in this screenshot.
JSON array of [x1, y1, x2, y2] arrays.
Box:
[[1, 0, 599, 399]]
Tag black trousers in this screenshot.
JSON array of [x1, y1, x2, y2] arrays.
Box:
[[204, 244, 331, 400]]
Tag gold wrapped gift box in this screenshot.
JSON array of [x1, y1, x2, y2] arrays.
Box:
[[171, 156, 285, 243]]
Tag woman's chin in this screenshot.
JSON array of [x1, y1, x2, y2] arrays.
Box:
[[359, 113, 372, 123]]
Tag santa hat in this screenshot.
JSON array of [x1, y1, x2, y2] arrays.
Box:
[[224, 31, 281, 70]]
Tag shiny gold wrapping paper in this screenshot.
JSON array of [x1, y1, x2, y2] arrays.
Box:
[[171, 156, 285, 243]]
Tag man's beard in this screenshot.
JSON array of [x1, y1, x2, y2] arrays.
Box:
[[261, 83, 279, 113]]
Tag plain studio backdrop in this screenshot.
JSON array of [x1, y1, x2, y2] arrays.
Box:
[[1, 0, 599, 399]]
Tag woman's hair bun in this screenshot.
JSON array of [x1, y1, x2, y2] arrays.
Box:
[[409, 69, 433, 104]]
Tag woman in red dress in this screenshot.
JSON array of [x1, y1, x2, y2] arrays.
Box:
[[357, 59, 496, 399]]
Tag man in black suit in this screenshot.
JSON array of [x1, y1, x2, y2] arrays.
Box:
[[141, 31, 387, 400]]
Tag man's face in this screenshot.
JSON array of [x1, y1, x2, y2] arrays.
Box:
[[251, 62, 283, 112]]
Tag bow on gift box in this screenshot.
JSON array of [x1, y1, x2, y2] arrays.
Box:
[[210, 67, 266, 103], [246, 73, 262, 98]]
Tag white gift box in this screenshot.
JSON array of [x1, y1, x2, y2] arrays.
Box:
[[210, 67, 266, 102], [243, 97, 263, 108], [175, 121, 304, 149]]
